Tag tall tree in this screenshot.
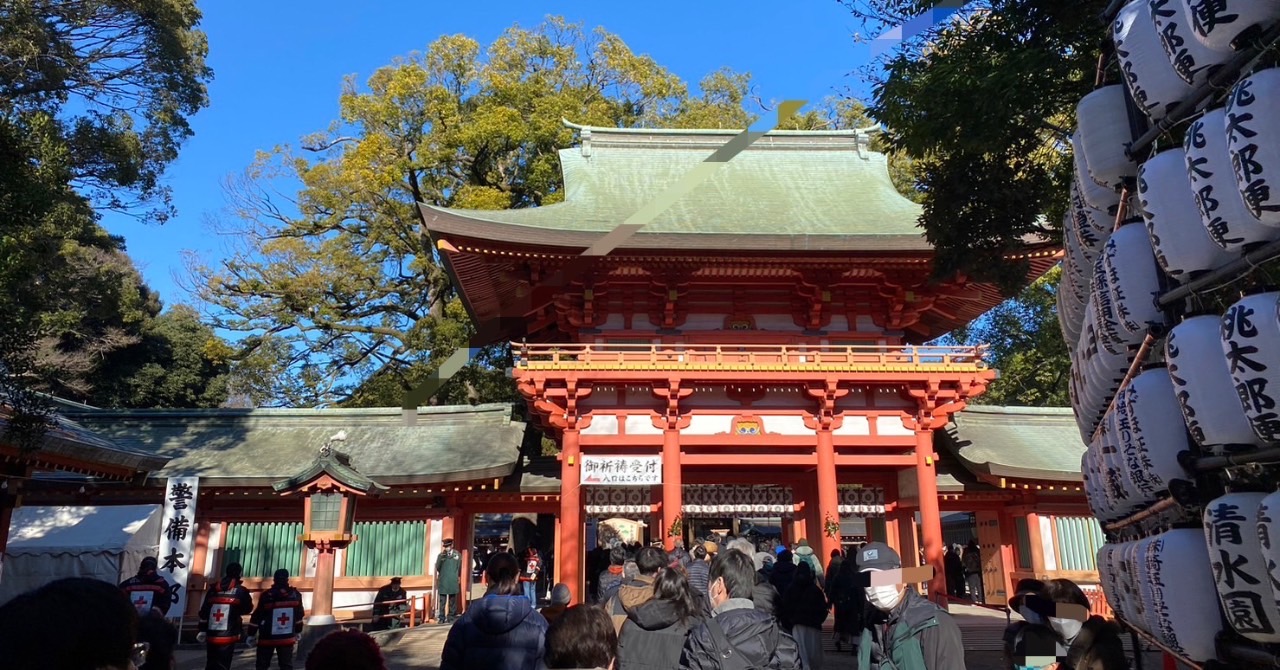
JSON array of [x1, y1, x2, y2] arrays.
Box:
[[842, 0, 1101, 292], [1, 0, 213, 440], [191, 17, 914, 408]]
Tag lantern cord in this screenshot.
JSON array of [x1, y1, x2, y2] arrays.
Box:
[[1191, 447, 1280, 473], [1115, 616, 1205, 670], [1159, 239, 1280, 308], [1103, 496, 1178, 534]]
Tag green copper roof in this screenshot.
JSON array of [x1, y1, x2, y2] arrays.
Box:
[[61, 404, 528, 486], [939, 406, 1084, 482], [423, 122, 925, 241], [272, 447, 388, 494]]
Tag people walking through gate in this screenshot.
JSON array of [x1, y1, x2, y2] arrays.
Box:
[[945, 544, 966, 599], [677, 548, 800, 669], [830, 553, 867, 653], [770, 548, 797, 594], [1041, 579, 1128, 670], [599, 545, 629, 604], [962, 540, 984, 603], [0, 577, 143, 670], [687, 543, 712, 614], [793, 539, 824, 588], [120, 555, 173, 618], [305, 630, 387, 670], [441, 551, 548, 670], [545, 604, 619, 670], [541, 583, 573, 623], [618, 563, 704, 670], [250, 569, 304, 670], [436, 537, 464, 623], [780, 561, 829, 670], [855, 542, 964, 670], [728, 537, 780, 619], [826, 547, 845, 590], [521, 545, 545, 605], [371, 577, 409, 630], [198, 562, 254, 670], [606, 545, 665, 634]]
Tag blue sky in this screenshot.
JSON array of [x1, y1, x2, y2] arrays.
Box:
[[101, 0, 882, 308]]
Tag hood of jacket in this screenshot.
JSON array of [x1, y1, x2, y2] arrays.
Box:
[[794, 545, 815, 557], [470, 594, 539, 635], [628, 597, 690, 631], [617, 575, 656, 611]]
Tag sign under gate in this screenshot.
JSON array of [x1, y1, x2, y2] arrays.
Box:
[[580, 455, 662, 486]]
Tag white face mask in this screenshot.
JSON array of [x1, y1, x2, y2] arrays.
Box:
[[865, 585, 903, 611], [1019, 605, 1044, 625], [1049, 616, 1083, 642]]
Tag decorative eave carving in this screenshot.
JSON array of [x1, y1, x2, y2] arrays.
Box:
[[650, 380, 693, 431], [803, 380, 849, 431]]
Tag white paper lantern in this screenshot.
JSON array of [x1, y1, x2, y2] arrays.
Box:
[[1166, 314, 1262, 452], [1180, 0, 1280, 51], [1139, 149, 1236, 277], [1150, 0, 1236, 84], [1101, 224, 1166, 337], [1136, 536, 1164, 634], [1077, 86, 1139, 188], [1115, 0, 1196, 121], [1225, 68, 1280, 226], [1148, 529, 1227, 660], [1204, 492, 1280, 642], [1185, 108, 1280, 253], [1073, 134, 1124, 210], [1116, 367, 1192, 504], [1257, 492, 1280, 619], [1220, 291, 1280, 441], [1098, 544, 1122, 612], [1101, 409, 1143, 515], [1121, 540, 1147, 627]]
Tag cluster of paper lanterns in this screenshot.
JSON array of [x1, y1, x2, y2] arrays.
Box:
[[1068, 2, 1280, 661]]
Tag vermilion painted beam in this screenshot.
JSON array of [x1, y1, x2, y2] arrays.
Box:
[[675, 453, 916, 467], [578, 434, 919, 448]]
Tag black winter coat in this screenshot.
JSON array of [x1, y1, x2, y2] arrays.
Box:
[[769, 560, 796, 594], [251, 585, 304, 645], [618, 598, 701, 670], [198, 578, 253, 646], [780, 582, 828, 631], [679, 600, 801, 670], [752, 572, 781, 620], [440, 594, 548, 670]]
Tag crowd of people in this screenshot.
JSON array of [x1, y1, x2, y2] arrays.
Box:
[[0, 535, 1133, 670]]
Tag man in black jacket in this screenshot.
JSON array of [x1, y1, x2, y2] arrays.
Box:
[[120, 556, 173, 618], [198, 562, 254, 670], [250, 569, 304, 670], [856, 542, 964, 670], [678, 549, 801, 670]]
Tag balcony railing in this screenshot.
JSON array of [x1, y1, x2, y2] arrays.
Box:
[[513, 342, 989, 373]]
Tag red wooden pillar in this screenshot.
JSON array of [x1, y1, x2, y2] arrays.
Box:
[[815, 429, 840, 561], [559, 429, 583, 603], [915, 428, 947, 602], [455, 512, 473, 614], [662, 428, 682, 551]]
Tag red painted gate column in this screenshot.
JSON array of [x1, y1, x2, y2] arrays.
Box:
[[661, 428, 683, 551], [559, 428, 583, 603], [914, 427, 947, 602], [805, 381, 848, 562]]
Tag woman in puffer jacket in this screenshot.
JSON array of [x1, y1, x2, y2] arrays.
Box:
[[441, 552, 548, 670], [617, 566, 704, 670]]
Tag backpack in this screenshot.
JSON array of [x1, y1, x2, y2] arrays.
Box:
[[705, 617, 775, 670]]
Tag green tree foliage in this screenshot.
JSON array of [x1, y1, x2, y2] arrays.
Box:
[[942, 266, 1069, 407], [844, 0, 1102, 291], [1, 0, 217, 431], [192, 17, 916, 408], [89, 305, 232, 408]]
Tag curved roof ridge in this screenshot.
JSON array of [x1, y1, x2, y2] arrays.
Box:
[[561, 118, 868, 138]]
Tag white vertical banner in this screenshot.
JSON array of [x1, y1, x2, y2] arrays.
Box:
[[157, 477, 199, 625]]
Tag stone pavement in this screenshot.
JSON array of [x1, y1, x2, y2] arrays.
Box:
[[175, 604, 1172, 669]]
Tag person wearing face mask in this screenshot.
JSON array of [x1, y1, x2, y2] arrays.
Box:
[[1040, 579, 1128, 670], [854, 542, 964, 670], [1003, 579, 1048, 670], [678, 549, 800, 670]]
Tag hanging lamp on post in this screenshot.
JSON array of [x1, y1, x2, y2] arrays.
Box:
[[272, 431, 386, 661]]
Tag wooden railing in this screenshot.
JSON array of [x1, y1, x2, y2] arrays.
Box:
[[513, 342, 989, 372]]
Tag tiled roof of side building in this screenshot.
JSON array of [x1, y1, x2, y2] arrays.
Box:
[[0, 408, 170, 477], [60, 403, 528, 487], [939, 405, 1085, 483], [421, 121, 937, 251]]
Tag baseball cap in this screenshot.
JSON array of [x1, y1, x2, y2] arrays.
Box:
[[857, 542, 902, 572], [1008, 578, 1047, 610]]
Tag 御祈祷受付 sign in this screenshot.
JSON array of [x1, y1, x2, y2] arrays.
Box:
[[580, 455, 662, 486]]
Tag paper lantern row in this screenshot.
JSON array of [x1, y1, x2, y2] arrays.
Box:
[[1098, 530, 1224, 662], [1080, 366, 1191, 523], [1112, 0, 1280, 124], [1203, 491, 1280, 644]]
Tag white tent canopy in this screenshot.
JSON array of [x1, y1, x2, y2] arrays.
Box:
[[0, 505, 162, 605]]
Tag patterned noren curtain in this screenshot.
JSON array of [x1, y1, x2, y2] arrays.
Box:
[[583, 487, 650, 518], [837, 486, 887, 518], [681, 485, 796, 518]]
